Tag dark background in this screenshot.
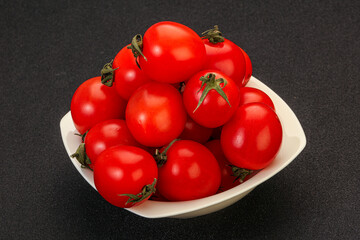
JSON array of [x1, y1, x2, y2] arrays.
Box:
[[1, 0, 359, 239]]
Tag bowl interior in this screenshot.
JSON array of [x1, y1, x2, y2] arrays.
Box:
[[60, 76, 306, 218]]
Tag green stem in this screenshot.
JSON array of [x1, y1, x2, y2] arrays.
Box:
[[100, 60, 119, 87], [154, 139, 179, 167], [193, 73, 231, 113], [127, 34, 147, 69], [120, 178, 157, 206], [70, 143, 92, 170], [230, 165, 253, 183], [201, 25, 224, 44]]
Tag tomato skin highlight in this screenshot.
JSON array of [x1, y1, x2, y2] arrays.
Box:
[[126, 82, 187, 147], [139, 21, 206, 83], [239, 87, 275, 111], [70, 77, 127, 134], [202, 39, 246, 87], [183, 70, 240, 128], [157, 140, 221, 201], [221, 103, 283, 170], [94, 145, 158, 208], [112, 45, 151, 100], [84, 119, 141, 168]]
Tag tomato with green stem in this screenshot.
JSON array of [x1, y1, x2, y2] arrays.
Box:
[[201, 25, 248, 87], [128, 21, 206, 83], [183, 70, 240, 128], [70, 77, 127, 134], [94, 145, 158, 208], [100, 45, 152, 100], [155, 139, 221, 201], [71, 119, 142, 170]]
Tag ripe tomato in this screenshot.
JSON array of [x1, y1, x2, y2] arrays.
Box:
[[239, 87, 275, 110], [70, 77, 127, 134], [131, 21, 206, 83], [83, 119, 141, 169], [179, 116, 213, 144], [94, 145, 158, 208], [126, 82, 187, 147], [239, 48, 252, 86], [202, 26, 246, 87], [156, 140, 221, 201], [112, 45, 151, 100], [221, 103, 283, 170], [183, 70, 240, 128]]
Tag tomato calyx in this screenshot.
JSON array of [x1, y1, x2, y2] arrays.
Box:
[[120, 178, 157, 206], [229, 165, 253, 183], [201, 25, 224, 44], [100, 60, 119, 87], [74, 130, 88, 142], [127, 34, 147, 69], [71, 143, 92, 170], [194, 73, 231, 113], [154, 139, 179, 167]]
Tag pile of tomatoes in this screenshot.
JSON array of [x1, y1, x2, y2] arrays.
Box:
[[70, 22, 283, 208]]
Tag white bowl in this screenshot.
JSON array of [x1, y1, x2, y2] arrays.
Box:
[[60, 76, 306, 219]]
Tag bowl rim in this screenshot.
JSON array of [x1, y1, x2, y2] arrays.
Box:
[[60, 76, 306, 218]]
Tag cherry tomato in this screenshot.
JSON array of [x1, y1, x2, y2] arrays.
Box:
[[126, 82, 187, 147], [70, 77, 127, 134], [239, 48, 252, 86], [201, 25, 249, 87], [179, 116, 213, 144], [156, 140, 221, 201], [112, 45, 151, 100], [183, 70, 240, 128], [239, 87, 275, 110], [135, 21, 206, 83], [94, 145, 158, 208], [84, 119, 142, 169], [221, 103, 283, 170]]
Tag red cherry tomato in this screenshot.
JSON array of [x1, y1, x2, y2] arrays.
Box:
[[70, 77, 127, 134], [203, 38, 246, 87], [179, 116, 213, 144], [94, 145, 158, 208], [137, 21, 206, 83], [84, 119, 142, 169], [239, 48, 252, 86], [221, 103, 283, 170], [239, 87, 275, 110], [183, 70, 240, 128], [112, 45, 151, 100], [126, 82, 187, 147], [156, 140, 221, 201]]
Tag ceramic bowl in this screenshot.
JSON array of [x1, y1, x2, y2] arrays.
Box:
[[60, 76, 306, 219]]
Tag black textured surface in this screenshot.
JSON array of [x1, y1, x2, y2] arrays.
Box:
[[1, 0, 359, 239]]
